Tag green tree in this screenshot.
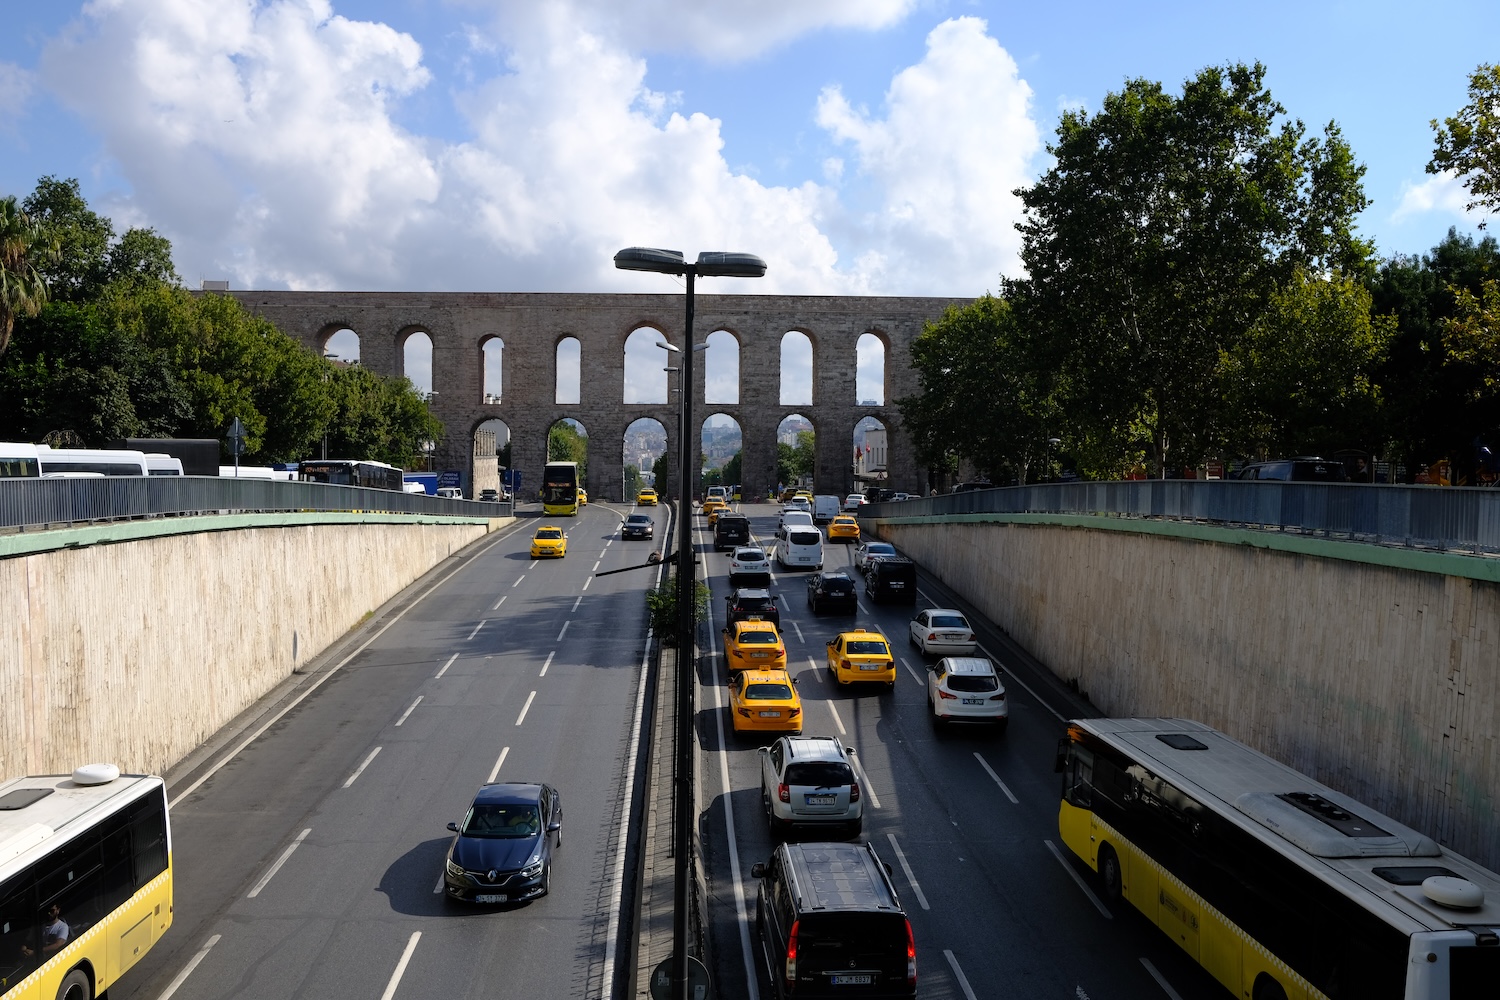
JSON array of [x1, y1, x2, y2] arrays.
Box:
[[548, 421, 588, 479], [22, 176, 179, 299], [1013, 62, 1372, 476], [1428, 64, 1500, 226], [624, 463, 640, 499], [722, 449, 742, 487], [776, 432, 815, 486], [651, 451, 669, 488], [0, 195, 57, 357]]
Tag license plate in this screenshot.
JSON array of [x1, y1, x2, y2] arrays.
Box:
[[942, 633, 965, 641], [831, 975, 873, 985], [475, 894, 508, 903], [758, 711, 780, 718], [888, 581, 904, 588], [805, 794, 835, 805], [859, 663, 882, 670], [751, 651, 769, 658], [962, 698, 984, 705]]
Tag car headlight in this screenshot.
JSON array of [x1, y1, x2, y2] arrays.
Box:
[[520, 858, 544, 880], [445, 858, 465, 878]]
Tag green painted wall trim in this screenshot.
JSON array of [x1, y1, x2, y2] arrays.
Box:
[[0, 512, 508, 560], [864, 512, 1500, 584]]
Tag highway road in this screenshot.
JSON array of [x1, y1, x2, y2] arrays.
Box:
[[696, 504, 1236, 1000], [114, 500, 671, 1000]]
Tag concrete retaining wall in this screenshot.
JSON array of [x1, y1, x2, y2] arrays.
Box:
[[0, 516, 496, 780], [877, 518, 1500, 869]]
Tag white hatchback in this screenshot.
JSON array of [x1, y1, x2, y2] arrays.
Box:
[[909, 608, 978, 657], [729, 546, 771, 584], [926, 656, 1007, 731]]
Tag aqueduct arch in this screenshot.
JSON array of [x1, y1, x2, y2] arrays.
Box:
[[233, 292, 967, 500]]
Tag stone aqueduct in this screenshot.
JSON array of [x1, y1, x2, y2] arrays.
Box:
[[232, 292, 966, 501]]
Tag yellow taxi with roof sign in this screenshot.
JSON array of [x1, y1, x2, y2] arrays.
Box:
[[728, 668, 803, 734], [701, 498, 727, 518], [723, 618, 787, 674], [827, 514, 861, 543], [826, 629, 895, 689], [637, 487, 658, 505], [530, 525, 567, 558]]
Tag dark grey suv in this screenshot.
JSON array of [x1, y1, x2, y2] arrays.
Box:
[[752, 841, 916, 998]]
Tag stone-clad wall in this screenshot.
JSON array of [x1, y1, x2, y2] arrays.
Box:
[[879, 520, 1500, 870], [230, 291, 968, 500], [0, 520, 491, 780]]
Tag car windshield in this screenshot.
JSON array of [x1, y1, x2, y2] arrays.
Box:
[[947, 674, 999, 693], [932, 615, 969, 628], [462, 803, 541, 838], [784, 761, 853, 787], [846, 640, 889, 655], [627, 515, 651, 524], [739, 631, 778, 645], [536, 529, 562, 539], [745, 683, 793, 700]]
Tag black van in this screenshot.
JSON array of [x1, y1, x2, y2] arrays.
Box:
[[752, 841, 916, 998], [714, 514, 752, 551], [865, 557, 916, 604]]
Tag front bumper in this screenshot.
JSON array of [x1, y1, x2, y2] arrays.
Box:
[[444, 866, 547, 903]]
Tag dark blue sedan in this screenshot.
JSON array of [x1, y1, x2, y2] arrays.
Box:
[[443, 782, 562, 904]]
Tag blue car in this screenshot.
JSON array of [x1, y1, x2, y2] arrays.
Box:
[[443, 782, 562, 904]]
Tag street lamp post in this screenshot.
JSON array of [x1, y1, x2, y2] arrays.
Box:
[[614, 248, 765, 1000]]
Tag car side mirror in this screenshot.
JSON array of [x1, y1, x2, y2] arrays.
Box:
[[751, 862, 768, 878], [926, 662, 937, 671], [757, 746, 769, 754], [546, 822, 561, 832], [446, 822, 459, 832], [844, 746, 857, 756], [883, 862, 894, 877], [1054, 738, 1071, 774]]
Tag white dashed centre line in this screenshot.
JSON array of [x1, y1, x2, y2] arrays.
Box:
[[343, 747, 381, 788], [583, 576, 592, 590], [974, 752, 1020, 804], [155, 933, 222, 1000], [247, 828, 310, 898], [790, 621, 805, 643], [943, 950, 980, 1000], [976, 641, 1067, 722], [512, 574, 525, 588], [556, 621, 570, 642], [491, 594, 507, 611], [898, 656, 924, 686], [825, 700, 847, 735], [1044, 839, 1113, 919], [466, 620, 486, 641], [886, 833, 929, 910], [529, 560, 538, 569], [572, 594, 583, 612], [378, 931, 422, 1000], [434, 653, 458, 679], [1140, 958, 1185, 1000], [487, 746, 510, 783], [394, 696, 422, 727], [515, 691, 537, 726], [593, 560, 601, 573], [540, 651, 555, 677]]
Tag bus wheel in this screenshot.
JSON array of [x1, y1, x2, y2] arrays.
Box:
[[1098, 844, 1122, 903], [57, 968, 92, 1000], [1252, 977, 1288, 1000]]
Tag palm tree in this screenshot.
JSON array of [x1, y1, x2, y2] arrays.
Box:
[[0, 195, 56, 356]]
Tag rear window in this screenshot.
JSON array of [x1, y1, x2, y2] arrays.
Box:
[[788, 531, 822, 545], [785, 761, 853, 787], [735, 550, 765, 561], [798, 912, 906, 948], [745, 683, 793, 700], [846, 640, 889, 656], [865, 544, 894, 556], [739, 631, 778, 645], [947, 674, 999, 693], [823, 579, 854, 594], [931, 615, 968, 628]]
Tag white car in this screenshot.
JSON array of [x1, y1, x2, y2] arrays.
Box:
[[909, 608, 978, 657], [926, 656, 1007, 731], [758, 735, 863, 838], [843, 494, 866, 512], [853, 541, 896, 574], [784, 496, 812, 514], [728, 546, 771, 583], [777, 509, 815, 535]]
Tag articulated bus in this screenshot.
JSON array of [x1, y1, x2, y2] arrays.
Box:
[[298, 460, 404, 490], [1057, 718, 1500, 1000], [542, 461, 580, 516], [0, 766, 172, 1000]]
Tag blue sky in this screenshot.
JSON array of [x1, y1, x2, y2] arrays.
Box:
[[1, 0, 1494, 305]]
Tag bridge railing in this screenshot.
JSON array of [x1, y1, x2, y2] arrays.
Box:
[[863, 481, 1500, 555], [0, 476, 512, 531]]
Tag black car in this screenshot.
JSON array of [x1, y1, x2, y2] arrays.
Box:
[[443, 782, 562, 904], [714, 513, 752, 550], [806, 571, 857, 614], [865, 557, 916, 605], [622, 513, 654, 539], [752, 841, 916, 998], [726, 587, 781, 628]]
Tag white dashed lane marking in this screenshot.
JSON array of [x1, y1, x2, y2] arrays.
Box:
[[247, 828, 310, 898], [343, 747, 381, 788], [466, 620, 486, 641], [540, 651, 554, 677], [515, 691, 537, 726], [434, 653, 458, 679], [1045, 839, 1112, 919], [394, 696, 422, 727], [886, 833, 929, 910], [974, 752, 1020, 804]]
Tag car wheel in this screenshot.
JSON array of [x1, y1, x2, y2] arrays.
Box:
[[1098, 844, 1123, 903], [884, 681, 895, 692], [56, 969, 92, 1000], [540, 861, 551, 897], [845, 818, 863, 839]]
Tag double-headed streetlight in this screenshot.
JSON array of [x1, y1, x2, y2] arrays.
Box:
[[614, 247, 765, 999]]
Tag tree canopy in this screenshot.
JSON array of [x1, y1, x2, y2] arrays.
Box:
[[1429, 63, 1500, 226]]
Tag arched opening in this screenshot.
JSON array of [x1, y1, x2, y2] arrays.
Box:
[[323, 327, 360, 364], [403, 330, 434, 397], [482, 337, 504, 404], [701, 413, 743, 493], [624, 327, 669, 404], [548, 417, 588, 484], [779, 331, 813, 406], [776, 413, 815, 491], [555, 337, 581, 404], [624, 417, 669, 499], [705, 330, 739, 405], [475, 418, 511, 497], [853, 416, 888, 493], [856, 332, 886, 406]]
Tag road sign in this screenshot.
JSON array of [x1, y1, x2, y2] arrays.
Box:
[[226, 417, 246, 439], [438, 469, 462, 489], [649, 956, 709, 1000]]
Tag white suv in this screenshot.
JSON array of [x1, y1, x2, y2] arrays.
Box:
[[758, 735, 862, 839], [728, 546, 771, 584], [926, 656, 1007, 732]]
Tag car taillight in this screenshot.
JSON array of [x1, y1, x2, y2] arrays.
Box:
[[968, 633, 977, 641], [785, 919, 799, 985], [778, 782, 790, 803], [990, 692, 1006, 701], [739, 708, 751, 717], [926, 632, 938, 641], [788, 707, 800, 718], [938, 689, 957, 700], [850, 781, 860, 803], [905, 917, 916, 986]]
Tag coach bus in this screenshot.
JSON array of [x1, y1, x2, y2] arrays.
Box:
[[0, 765, 172, 1000], [298, 460, 404, 490], [34, 446, 149, 478], [0, 443, 41, 479], [542, 461, 580, 516], [1056, 718, 1499, 1000]]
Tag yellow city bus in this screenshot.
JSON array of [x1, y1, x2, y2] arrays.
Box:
[[1056, 718, 1500, 1000], [542, 461, 580, 516], [0, 767, 173, 1000]]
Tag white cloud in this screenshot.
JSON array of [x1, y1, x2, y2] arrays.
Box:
[[1393, 170, 1496, 226], [36, 3, 1040, 296], [0, 62, 35, 131]]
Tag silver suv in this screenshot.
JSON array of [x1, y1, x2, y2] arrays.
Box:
[[758, 735, 862, 839]]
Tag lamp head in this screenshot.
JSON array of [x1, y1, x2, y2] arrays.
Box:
[[615, 247, 687, 274]]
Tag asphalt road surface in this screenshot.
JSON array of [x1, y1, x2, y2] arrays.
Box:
[[697, 503, 1236, 1000], [113, 501, 670, 1000]]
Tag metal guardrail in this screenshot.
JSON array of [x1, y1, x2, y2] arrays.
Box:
[[864, 480, 1500, 555], [0, 476, 512, 531]]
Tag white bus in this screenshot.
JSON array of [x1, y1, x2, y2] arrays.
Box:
[[0, 766, 173, 999], [35, 446, 149, 477], [143, 454, 184, 476], [0, 443, 41, 479], [1057, 718, 1500, 1000]]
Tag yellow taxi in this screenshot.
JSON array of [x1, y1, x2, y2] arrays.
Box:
[[578, 487, 589, 505], [530, 525, 567, 558], [826, 629, 895, 689], [794, 490, 813, 505], [701, 498, 727, 519], [728, 668, 803, 734], [722, 618, 787, 674], [827, 514, 861, 543], [637, 487, 658, 506]]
